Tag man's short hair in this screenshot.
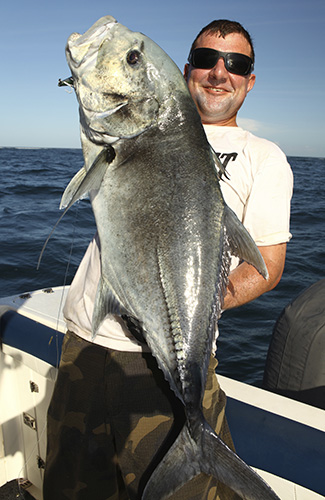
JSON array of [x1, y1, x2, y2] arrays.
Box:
[[190, 20, 255, 64]]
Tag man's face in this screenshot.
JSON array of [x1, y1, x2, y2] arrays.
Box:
[[184, 32, 256, 126]]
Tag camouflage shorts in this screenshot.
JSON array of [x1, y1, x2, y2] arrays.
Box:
[[43, 331, 239, 500]]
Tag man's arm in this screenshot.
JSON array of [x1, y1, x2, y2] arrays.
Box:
[[223, 243, 287, 310]]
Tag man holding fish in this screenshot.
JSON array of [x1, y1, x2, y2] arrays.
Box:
[[184, 20, 292, 311], [44, 17, 292, 500]]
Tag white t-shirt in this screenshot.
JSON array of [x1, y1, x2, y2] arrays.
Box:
[[63, 126, 293, 351]]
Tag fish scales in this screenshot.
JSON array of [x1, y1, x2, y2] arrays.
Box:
[[94, 122, 226, 401], [60, 15, 279, 500]]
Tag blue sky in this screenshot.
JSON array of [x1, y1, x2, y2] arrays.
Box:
[[1, 0, 324, 157]]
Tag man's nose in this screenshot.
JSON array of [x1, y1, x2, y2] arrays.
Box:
[[209, 57, 228, 78]]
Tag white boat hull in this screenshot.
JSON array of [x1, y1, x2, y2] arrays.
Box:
[[0, 287, 324, 499]]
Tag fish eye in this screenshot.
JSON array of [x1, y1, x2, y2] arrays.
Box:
[[126, 50, 141, 65]]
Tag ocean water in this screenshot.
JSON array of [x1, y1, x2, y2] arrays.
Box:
[[0, 148, 324, 386]]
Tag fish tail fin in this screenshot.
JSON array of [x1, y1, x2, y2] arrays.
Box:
[[199, 418, 280, 499], [141, 424, 200, 500], [142, 415, 280, 500]]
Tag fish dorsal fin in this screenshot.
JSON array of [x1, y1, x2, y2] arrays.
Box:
[[210, 146, 229, 180], [60, 145, 116, 210], [224, 206, 268, 279]]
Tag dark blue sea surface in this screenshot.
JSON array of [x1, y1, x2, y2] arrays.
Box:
[[0, 148, 324, 385]]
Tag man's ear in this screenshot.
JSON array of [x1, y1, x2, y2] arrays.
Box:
[[247, 73, 256, 93], [183, 63, 189, 81]]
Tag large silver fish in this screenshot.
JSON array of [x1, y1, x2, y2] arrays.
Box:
[[60, 16, 279, 500]]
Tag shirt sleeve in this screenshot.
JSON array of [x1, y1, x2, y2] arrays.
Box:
[[243, 144, 293, 246]]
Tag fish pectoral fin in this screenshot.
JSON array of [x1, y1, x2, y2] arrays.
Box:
[[224, 206, 269, 280], [37, 147, 114, 268], [59, 146, 116, 210], [59, 166, 87, 209], [141, 424, 200, 500]]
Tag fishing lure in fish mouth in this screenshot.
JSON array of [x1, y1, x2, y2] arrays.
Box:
[[58, 77, 74, 88]]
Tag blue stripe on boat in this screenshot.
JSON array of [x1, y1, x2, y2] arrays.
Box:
[[0, 309, 64, 367], [226, 397, 325, 496]]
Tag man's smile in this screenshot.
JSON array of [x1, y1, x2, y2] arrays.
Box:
[[204, 86, 230, 94]]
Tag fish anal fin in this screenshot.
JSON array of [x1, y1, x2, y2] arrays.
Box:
[[224, 206, 268, 280], [92, 277, 128, 340]]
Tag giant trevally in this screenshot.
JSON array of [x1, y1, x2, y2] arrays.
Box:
[[59, 15, 279, 500]]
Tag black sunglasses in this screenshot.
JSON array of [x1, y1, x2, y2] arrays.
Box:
[[188, 48, 254, 76]]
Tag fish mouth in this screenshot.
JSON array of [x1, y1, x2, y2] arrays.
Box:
[[66, 16, 117, 70]]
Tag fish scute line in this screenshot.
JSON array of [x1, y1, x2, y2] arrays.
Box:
[[156, 245, 185, 382]]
